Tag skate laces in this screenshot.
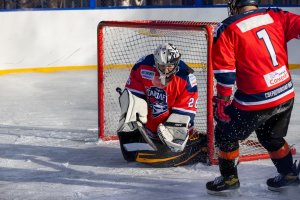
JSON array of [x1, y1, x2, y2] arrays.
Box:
[[273, 160, 300, 182], [213, 176, 224, 184], [273, 174, 284, 182]]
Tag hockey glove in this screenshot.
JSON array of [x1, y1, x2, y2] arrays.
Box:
[[157, 113, 190, 152], [117, 89, 148, 132], [213, 96, 231, 123]]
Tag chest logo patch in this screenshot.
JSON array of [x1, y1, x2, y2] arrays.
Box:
[[147, 87, 168, 117]]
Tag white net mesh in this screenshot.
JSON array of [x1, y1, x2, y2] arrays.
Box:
[[101, 25, 209, 136], [98, 21, 269, 162]]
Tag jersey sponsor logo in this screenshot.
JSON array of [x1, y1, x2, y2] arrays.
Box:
[[234, 80, 294, 106], [146, 87, 168, 117], [265, 81, 293, 99], [264, 65, 289, 87], [236, 14, 273, 33], [141, 69, 155, 80], [188, 74, 197, 88]]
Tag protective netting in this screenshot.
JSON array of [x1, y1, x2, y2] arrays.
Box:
[[98, 21, 271, 163], [101, 25, 209, 137]]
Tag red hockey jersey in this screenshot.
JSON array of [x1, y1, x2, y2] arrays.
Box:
[[125, 54, 198, 138], [213, 8, 300, 110]]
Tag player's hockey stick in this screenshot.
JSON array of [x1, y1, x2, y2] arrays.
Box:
[[116, 87, 158, 151]]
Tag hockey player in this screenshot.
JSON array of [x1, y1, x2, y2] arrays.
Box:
[[206, 0, 300, 196], [117, 43, 207, 167]]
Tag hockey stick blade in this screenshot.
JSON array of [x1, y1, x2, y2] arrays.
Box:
[[136, 123, 158, 151]]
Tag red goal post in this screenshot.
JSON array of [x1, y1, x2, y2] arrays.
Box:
[[97, 20, 296, 165]]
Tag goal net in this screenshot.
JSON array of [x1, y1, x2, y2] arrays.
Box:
[[97, 20, 295, 165]]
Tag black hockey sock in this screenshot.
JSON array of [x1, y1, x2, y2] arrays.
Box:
[[271, 151, 293, 175], [219, 158, 238, 178]]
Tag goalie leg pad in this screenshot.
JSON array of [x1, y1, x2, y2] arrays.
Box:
[[136, 132, 208, 167], [118, 130, 142, 161]]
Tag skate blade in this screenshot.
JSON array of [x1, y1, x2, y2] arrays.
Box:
[[268, 185, 300, 193], [207, 188, 240, 197]]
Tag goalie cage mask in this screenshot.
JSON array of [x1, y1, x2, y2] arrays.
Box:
[[154, 43, 181, 85]]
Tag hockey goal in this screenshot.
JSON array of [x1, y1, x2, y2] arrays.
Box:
[[97, 20, 295, 165]]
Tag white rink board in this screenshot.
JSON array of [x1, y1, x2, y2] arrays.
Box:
[[0, 7, 299, 70]]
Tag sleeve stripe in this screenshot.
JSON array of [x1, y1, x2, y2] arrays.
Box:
[[172, 107, 196, 115], [214, 72, 236, 85], [214, 69, 236, 73], [126, 88, 146, 99], [126, 88, 145, 95], [217, 82, 234, 88]]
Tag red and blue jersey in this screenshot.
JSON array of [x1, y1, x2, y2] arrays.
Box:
[[125, 54, 198, 136], [213, 8, 300, 110]]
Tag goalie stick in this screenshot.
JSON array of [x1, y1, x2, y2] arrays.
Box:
[[116, 87, 158, 151]]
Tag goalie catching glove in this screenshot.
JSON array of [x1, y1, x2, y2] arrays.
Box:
[[157, 113, 190, 152], [117, 89, 148, 132]]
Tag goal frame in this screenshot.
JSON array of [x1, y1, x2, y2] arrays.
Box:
[[97, 20, 216, 145], [97, 20, 296, 165]]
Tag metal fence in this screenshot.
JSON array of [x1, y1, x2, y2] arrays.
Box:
[[0, 0, 299, 9]]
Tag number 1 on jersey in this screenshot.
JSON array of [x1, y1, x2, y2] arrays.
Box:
[[257, 29, 278, 67]]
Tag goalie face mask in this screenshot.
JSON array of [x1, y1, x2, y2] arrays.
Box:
[[154, 43, 181, 85], [227, 0, 260, 16]]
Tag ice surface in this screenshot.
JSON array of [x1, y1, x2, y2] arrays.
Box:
[[0, 70, 299, 200]]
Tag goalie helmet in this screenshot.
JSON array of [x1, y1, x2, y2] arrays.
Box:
[[227, 0, 260, 16], [154, 43, 181, 85]]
